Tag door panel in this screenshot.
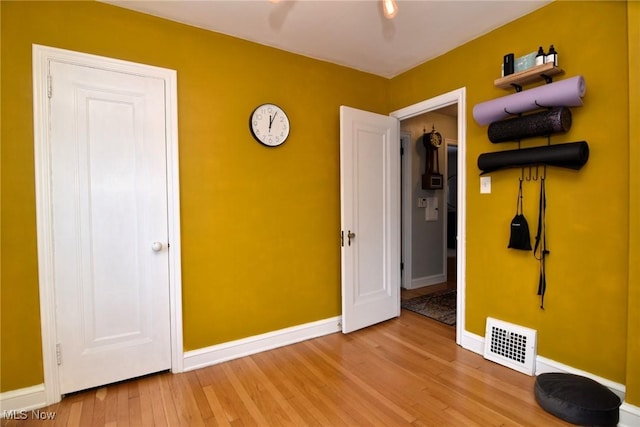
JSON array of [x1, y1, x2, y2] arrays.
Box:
[[340, 106, 401, 333], [50, 61, 171, 394]]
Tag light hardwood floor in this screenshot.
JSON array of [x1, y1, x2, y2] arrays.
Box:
[[1, 310, 569, 426]]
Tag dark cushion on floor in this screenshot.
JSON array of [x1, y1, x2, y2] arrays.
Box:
[[534, 373, 621, 426]]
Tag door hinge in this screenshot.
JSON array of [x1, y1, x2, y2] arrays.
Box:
[[47, 75, 53, 99], [341, 230, 344, 247], [401, 262, 404, 271], [400, 146, 404, 156], [56, 343, 62, 365]]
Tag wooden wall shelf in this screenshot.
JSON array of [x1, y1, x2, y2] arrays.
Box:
[[494, 62, 564, 91]]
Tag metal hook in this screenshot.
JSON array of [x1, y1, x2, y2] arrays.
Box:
[[534, 100, 552, 109], [525, 166, 532, 181], [504, 107, 520, 116]]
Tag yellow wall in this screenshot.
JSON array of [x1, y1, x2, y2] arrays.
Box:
[[0, 0, 388, 391], [390, 0, 633, 396], [626, 0, 639, 407], [2, 0, 638, 406]]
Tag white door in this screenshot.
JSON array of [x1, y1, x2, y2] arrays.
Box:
[[49, 61, 171, 394], [340, 106, 401, 333]]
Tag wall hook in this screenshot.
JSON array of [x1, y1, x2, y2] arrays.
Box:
[[504, 107, 522, 116], [534, 100, 552, 109]]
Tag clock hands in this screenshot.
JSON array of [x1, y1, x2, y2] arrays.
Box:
[[268, 111, 278, 132]]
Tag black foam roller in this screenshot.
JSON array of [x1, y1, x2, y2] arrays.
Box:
[[488, 107, 572, 143], [477, 141, 589, 174]]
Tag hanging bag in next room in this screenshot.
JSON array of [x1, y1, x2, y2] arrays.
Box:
[[508, 179, 532, 251]]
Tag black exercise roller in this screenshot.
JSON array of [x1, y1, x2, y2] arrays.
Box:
[[488, 107, 572, 143], [477, 141, 589, 174]]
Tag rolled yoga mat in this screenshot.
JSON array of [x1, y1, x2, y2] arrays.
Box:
[[477, 141, 589, 174], [488, 107, 572, 143], [473, 76, 586, 126]]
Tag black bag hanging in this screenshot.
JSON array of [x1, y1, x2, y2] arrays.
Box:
[[534, 177, 550, 309], [508, 179, 532, 251]]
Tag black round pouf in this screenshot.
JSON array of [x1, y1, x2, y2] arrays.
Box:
[[534, 373, 621, 426]]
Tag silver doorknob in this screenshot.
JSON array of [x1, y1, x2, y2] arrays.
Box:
[[347, 231, 356, 246], [151, 242, 163, 252]]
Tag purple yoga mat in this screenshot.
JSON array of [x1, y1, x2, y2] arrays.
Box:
[[473, 76, 586, 126]]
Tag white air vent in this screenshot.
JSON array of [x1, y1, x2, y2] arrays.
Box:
[[484, 317, 537, 375]]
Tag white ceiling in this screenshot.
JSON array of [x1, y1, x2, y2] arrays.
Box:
[[103, 0, 551, 78]]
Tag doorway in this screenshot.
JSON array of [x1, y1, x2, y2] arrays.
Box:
[[33, 45, 184, 405], [391, 88, 466, 345]]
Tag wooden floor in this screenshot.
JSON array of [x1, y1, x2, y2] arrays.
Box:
[[2, 310, 569, 426], [402, 255, 457, 301]]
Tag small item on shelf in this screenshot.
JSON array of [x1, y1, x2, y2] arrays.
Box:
[[546, 45, 558, 67], [515, 51, 537, 73], [535, 46, 546, 66], [504, 53, 515, 76]]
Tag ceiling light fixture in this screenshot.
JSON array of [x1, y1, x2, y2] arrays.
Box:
[[382, 0, 398, 19]]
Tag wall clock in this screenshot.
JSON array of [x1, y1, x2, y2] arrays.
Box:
[[422, 125, 444, 189], [429, 125, 443, 148], [249, 103, 290, 147]]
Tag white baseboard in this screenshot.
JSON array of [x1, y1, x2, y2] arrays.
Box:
[[460, 329, 640, 426], [460, 329, 485, 354], [620, 402, 640, 427], [408, 274, 446, 290], [535, 355, 626, 400], [183, 316, 342, 372], [0, 384, 47, 417]]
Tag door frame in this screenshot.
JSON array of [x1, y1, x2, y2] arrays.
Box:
[[400, 131, 412, 290], [390, 87, 467, 345], [32, 44, 183, 405]]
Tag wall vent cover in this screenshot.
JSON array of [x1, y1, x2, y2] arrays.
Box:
[[484, 317, 537, 375]]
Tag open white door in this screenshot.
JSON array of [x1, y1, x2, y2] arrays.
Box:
[[340, 106, 401, 333]]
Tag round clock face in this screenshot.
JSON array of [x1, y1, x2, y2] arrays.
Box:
[[250, 103, 290, 147], [430, 131, 443, 148]]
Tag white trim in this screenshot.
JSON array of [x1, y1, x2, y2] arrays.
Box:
[[184, 316, 342, 372], [409, 274, 447, 289], [461, 331, 640, 426], [461, 330, 485, 355], [391, 87, 467, 346], [400, 132, 413, 289], [620, 402, 640, 427], [0, 385, 47, 416], [32, 44, 183, 406], [462, 331, 625, 390], [536, 356, 625, 399]]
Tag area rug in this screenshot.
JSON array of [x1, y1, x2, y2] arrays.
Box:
[[401, 290, 456, 326]]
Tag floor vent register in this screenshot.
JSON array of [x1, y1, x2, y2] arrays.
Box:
[[483, 317, 537, 375]]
